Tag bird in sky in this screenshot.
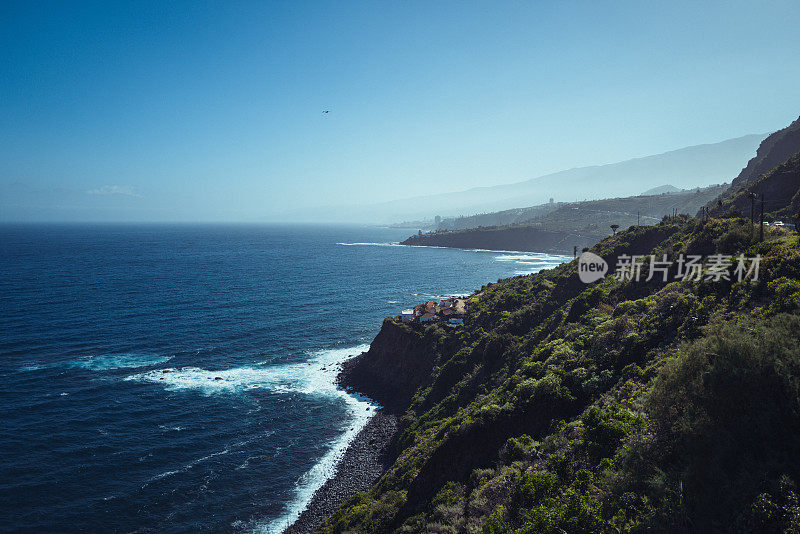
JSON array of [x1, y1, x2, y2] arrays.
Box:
[[322, 110, 330, 113]]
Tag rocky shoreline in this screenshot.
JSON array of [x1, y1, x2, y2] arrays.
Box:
[[284, 319, 430, 533], [285, 411, 399, 533]]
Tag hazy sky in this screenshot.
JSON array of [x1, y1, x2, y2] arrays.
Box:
[[2, 1, 799, 222]]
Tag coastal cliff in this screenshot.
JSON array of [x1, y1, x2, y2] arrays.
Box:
[[288, 320, 439, 533], [310, 121, 800, 533], [338, 318, 439, 412], [314, 176, 800, 533]]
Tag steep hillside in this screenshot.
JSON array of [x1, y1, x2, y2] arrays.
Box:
[[730, 116, 800, 190], [322, 174, 800, 532], [704, 116, 800, 215], [710, 150, 800, 222]]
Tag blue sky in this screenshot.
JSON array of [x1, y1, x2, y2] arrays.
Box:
[[1, 1, 799, 222]]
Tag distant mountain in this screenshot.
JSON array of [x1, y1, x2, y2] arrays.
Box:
[[291, 134, 764, 223], [640, 184, 682, 195]]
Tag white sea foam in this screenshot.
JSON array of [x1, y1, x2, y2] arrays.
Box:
[[124, 344, 370, 397], [494, 253, 563, 262], [335, 242, 401, 247], [259, 348, 375, 533], [493, 253, 569, 276], [125, 344, 376, 533], [412, 292, 473, 301], [145, 445, 239, 485], [20, 352, 172, 372], [71, 353, 172, 371]]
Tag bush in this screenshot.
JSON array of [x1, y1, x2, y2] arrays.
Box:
[[644, 314, 800, 531], [767, 277, 800, 313], [502, 435, 539, 463]]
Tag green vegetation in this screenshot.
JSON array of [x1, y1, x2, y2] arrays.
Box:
[[436, 185, 725, 234], [319, 213, 800, 533], [711, 150, 800, 224], [403, 185, 727, 253], [705, 114, 800, 221], [318, 142, 800, 533]]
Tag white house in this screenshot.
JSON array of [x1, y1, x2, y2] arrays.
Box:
[[401, 309, 415, 322]]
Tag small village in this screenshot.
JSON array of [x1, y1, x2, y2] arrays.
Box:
[[397, 296, 467, 326]]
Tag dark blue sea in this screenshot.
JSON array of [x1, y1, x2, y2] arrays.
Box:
[[0, 224, 567, 533]]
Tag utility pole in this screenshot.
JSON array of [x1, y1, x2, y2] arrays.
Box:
[[573, 245, 578, 259], [760, 194, 765, 242], [637, 211, 640, 226]]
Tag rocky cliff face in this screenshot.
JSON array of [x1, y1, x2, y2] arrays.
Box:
[[705, 115, 800, 215], [337, 319, 438, 412], [711, 150, 800, 220], [732, 116, 800, 189]]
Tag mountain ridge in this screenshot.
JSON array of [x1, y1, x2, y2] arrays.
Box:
[[281, 134, 764, 224]]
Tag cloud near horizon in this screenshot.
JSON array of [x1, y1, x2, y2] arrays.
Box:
[[86, 185, 142, 198]]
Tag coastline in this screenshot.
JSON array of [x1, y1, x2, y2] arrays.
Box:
[[400, 226, 603, 253], [285, 411, 399, 533]]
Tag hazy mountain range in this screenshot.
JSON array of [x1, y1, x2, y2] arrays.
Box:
[[293, 134, 765, 224]]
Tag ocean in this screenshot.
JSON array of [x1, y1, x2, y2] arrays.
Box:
[[0, 224, 568, 533]]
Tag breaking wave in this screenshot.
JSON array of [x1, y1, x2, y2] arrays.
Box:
[[124, 344, 375, 533], [336, 242, 401, 247], [20, 352, 172, 372]]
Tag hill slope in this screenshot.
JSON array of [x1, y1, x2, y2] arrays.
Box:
[[710, 150, 800, 222], [317, 153, 800, 533], [730, 116, 800, 190], [704, 116, 800, 216], [402, 185, 727, 253]]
